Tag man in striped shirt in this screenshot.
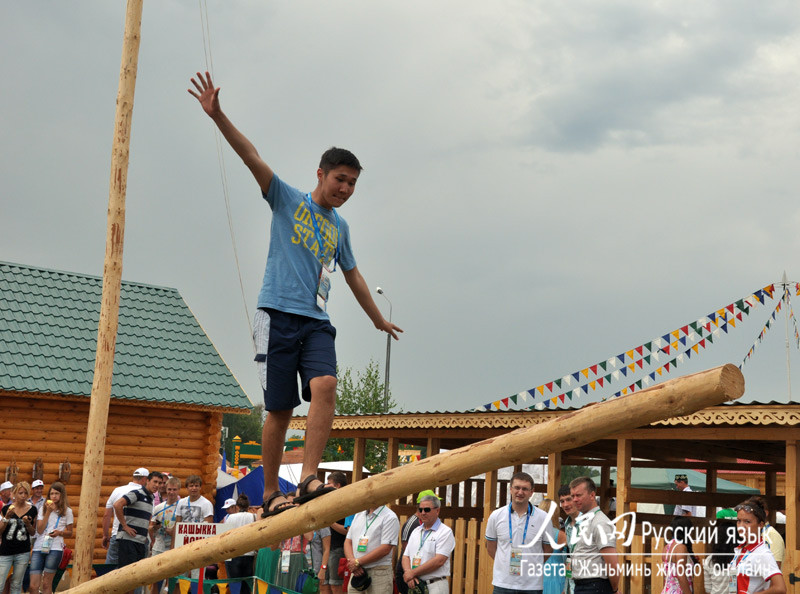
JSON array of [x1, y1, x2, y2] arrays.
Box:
[[114, 471, 164, 592]]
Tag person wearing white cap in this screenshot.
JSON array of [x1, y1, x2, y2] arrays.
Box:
[[20, 479, 47, 592], [221, 495, 257, 594], [103, 468, 149, 565], [29, 480, 46, 512], [0, 482, 13, 510], [221, 498, 238, 523]]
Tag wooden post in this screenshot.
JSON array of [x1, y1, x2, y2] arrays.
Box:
[[63, 365, 744, 594], [706, 468, 717, 519], [352, 438, 365, 482], [548, 452, 561, 500], [785, 440, 799, 593], [479, 468, 498, 594], [616, 438, 631, 518], [72, 0, 143, 586], [426, 437, 440, 458], [765, 470, 777, 525], [600, 464, 611, 513], [387, 437, 399, 470]]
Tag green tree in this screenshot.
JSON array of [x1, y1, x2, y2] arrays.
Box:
[[222, 404, 265, 462], [323, 359, 400, 473], [560, 465, 600, 486]]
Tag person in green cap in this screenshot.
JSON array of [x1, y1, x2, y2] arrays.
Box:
[[395, 491, 440, 593]]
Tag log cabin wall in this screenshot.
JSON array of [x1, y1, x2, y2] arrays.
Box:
[[0, 390, 223, 562]]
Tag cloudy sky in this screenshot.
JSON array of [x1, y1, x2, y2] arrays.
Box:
[[3, 0, 800, 416]]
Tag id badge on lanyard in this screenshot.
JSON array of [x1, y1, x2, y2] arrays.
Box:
[[317, 264, 332, 311], [510, 548, 523, 575], [281, 549, 291, 573], [728, 574, 738, 594], [357, 537, 369, 553]]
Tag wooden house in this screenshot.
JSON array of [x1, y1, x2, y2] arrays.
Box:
[[0, 261, 252, 562]]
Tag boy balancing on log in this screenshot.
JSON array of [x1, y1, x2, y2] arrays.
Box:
[[189, 71, 402, 515]]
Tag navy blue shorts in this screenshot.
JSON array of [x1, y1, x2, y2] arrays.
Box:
[[253, 308, 337, 411]]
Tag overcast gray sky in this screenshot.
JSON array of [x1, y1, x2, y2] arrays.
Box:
[[3, 1, 800, 415]]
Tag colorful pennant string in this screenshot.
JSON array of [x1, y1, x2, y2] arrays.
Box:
[[739, 288, 793, 368], [475, 283, 783, 412]]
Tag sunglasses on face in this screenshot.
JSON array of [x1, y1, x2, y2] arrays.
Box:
[[418, 507, 434, 513]]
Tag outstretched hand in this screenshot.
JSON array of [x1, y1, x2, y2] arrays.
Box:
[[188, 71, 221, 118], [377, 320, 403, 341]]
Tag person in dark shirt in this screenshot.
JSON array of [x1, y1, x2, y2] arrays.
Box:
[[0, 482, 38, 594]]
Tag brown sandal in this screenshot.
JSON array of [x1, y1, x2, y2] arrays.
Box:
[[261, 491, 296, 518]]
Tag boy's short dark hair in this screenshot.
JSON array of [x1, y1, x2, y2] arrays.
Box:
[[148, 471, 164, 481], [185, 474, 202, 486], [327, 471, 348, 488], [319, 147, 362, 173], [558, 484, 571, 498], [510, 472, 535, 488]]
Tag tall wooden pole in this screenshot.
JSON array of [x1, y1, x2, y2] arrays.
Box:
[[64, 364, 743, 593], [72, 0, 144, 586]]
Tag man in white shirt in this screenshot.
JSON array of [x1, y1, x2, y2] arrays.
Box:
[[485, 472, 552, 594], [402, 494, 455, 594], [175, 475, 214, 581], [103, 467, 149, 564], [344, 503, 400, 593]]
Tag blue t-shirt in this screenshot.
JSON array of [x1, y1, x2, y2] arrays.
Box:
[[257, 174, 356, 320]]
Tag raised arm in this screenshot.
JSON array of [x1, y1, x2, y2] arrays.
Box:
[[188, 71, 274, 194]]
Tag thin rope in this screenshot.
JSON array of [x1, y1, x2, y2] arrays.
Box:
[[198, 0, 254, 346]]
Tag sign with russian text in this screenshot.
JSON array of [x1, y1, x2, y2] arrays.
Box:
[[174, 523, 233, 547]]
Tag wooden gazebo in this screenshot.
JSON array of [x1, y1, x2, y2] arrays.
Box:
[[290, 402, 800, 593]]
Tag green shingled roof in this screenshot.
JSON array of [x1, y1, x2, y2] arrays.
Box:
[[0, 261, 252, 411]]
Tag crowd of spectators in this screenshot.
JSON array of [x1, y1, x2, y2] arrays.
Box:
[[0, 469, 791, 594]]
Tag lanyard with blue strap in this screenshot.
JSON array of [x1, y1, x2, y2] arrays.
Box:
[[508, 503, 532, 546], [305, 193, 340, 270], [508, 503, 532, 576], [306, 194, 340, 310]]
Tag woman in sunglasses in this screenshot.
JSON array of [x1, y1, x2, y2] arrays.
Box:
[[732, 498, 785, 594]]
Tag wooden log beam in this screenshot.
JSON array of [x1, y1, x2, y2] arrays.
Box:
[[72, 0, 143, 586], [64, 364, 744, 594]]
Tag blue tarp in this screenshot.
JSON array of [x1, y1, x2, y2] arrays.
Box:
[[214, 466, 296, 522]]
